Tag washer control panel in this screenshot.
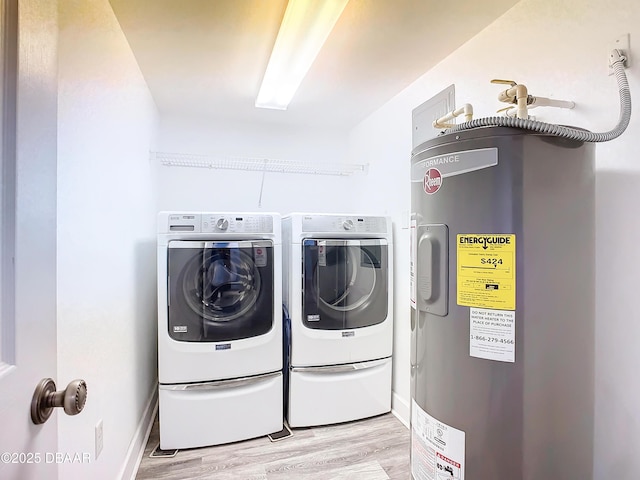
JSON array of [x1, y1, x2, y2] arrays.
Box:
[[166, 213, 274, 234], [301, 215, 387, 233], [201, 214, 273, 233]]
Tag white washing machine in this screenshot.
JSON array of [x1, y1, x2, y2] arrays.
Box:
[[157, 212, 282, 449], [283, 213, 393, 427]]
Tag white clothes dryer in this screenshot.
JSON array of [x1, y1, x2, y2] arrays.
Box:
[[157, 212, 282, 449], [283, 213, 393, 427]]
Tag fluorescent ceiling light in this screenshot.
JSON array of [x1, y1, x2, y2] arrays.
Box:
[[255, 0, 349, 110]]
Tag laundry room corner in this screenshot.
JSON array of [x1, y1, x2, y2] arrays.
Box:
[[57, 1, 160, 479]]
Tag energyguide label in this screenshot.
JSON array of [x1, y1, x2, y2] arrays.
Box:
[[456, 234, 516, 310]]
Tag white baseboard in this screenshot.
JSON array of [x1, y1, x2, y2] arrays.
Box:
[[391, 390, 410, 428], [119, 383, 158, 480]]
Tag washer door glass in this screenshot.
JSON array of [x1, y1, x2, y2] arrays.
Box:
[[302, 239, 388, 330], [167, 240, 274, 342]]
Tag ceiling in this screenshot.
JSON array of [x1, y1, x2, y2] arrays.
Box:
[[109, 0, 520, 130]]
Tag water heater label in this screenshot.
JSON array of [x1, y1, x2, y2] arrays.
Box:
[[411, 147, 498, 186], [411, 400, 465, 480], [470, 308, 515, 362], [456, 234, 516, 310]]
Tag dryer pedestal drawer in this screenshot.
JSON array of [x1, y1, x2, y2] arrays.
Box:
[[287, 357, 392, 428], [159, 372, 283, 450]]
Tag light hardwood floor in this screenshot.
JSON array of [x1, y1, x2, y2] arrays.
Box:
[[135, 413, 411, 479]]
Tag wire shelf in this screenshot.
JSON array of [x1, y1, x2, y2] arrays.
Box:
[[152, 151, 367, 176]]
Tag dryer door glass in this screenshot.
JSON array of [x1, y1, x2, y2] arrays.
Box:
[[167, 240, 274, 342], [302, 239, 388, 330]]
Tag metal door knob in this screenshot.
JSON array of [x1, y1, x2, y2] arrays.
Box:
[[31, 378, 87, 425]]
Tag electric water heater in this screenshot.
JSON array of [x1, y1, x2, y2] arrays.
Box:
[[410, 126, 595, 479]]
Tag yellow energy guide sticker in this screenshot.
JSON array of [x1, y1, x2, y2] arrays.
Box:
[[457, 234, 516, 310]]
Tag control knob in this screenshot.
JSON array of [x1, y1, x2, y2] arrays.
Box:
[[343, 219, 354, 230], [215, 218, 229, 231]]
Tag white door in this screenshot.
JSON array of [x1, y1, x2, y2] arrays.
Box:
[[0, 1, 61, 479]]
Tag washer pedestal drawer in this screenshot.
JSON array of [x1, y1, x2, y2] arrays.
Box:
[[159, 372, 282, 450]]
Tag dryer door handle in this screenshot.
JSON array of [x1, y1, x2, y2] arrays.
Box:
[[291, 358, 389, 374]]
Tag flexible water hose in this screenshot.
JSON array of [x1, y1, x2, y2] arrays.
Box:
[[445, 50, 631, 142]]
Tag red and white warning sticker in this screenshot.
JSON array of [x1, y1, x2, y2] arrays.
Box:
[[411, 400, 465, 480], [318, 243, 327, 267], [253, 246, 267, 267]]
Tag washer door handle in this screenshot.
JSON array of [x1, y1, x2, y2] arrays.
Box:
[[31, 378, 87, 425]]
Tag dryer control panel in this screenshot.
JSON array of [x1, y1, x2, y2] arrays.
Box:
[[301, 215, 387, 233]]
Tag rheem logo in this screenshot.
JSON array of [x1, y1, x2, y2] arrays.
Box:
[[424, 168, 442, 195]]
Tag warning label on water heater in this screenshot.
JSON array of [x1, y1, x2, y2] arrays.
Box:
[[456, 234, 516, 310], [470, 308, 515, 362], [411, 400, 465, 480]]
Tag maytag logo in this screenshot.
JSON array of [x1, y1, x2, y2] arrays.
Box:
[[215, 344, 231, 351], [423, 168, 443, 195], [342, 331, 355, 338]]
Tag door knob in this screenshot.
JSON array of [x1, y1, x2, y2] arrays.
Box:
[[31, 378, 87, 425]]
